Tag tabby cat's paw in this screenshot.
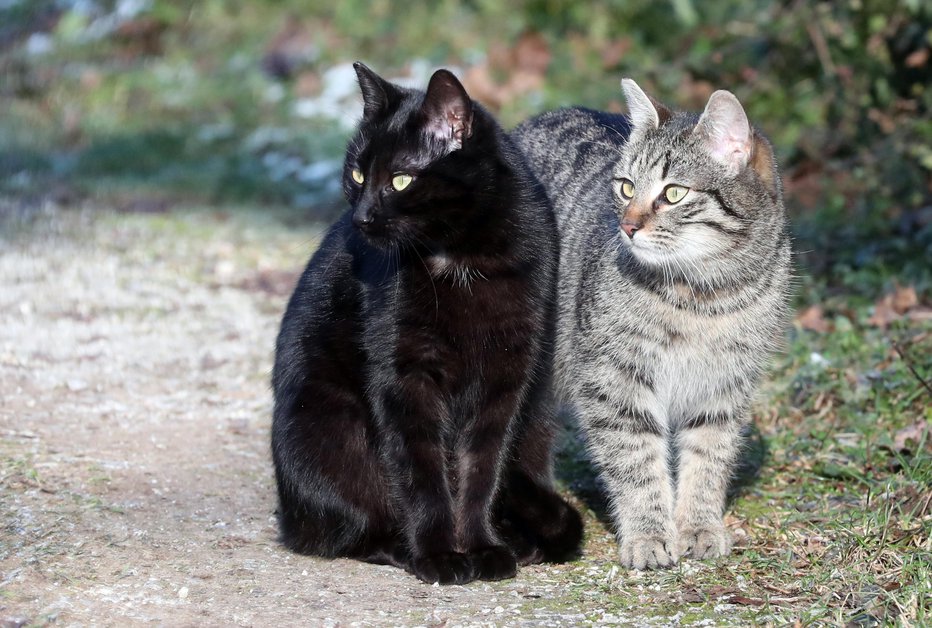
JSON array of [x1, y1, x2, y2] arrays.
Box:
[[470, 545, 517, 581], [411, 552, 475, 585], [618, 535, 679, 570], [678, 526, 732, 560]]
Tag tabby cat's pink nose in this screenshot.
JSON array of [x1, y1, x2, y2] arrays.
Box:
[[621, 222, 640, 238]]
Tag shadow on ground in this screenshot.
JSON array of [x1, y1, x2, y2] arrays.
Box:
[[555, 415, 768, 535]]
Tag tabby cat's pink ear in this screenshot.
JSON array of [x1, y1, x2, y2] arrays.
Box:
[[354, 62, 401, 121], [694, 90, 752, 176], [421, 69, 473, 150], [621, 79, 672, 130]]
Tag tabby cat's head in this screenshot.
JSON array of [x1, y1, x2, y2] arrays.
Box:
[[343, 63, 492, 250], [612, 79, 784, 272]]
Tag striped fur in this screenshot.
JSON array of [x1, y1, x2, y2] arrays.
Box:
[[513, 81, 790, 569]]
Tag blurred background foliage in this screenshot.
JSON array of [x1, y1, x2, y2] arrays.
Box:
[[1, 0, 930, 301]]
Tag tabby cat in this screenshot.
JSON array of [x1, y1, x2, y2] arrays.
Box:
[[513, 80, 790, 569], [271, 64, 582, 585]]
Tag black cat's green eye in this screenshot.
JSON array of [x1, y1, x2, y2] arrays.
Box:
[[619, 179, 635, 199], [392, 173, 413, 191], [664, 185, 688, 204], [351, 169, 365, 185]]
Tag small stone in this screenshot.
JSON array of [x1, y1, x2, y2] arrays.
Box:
[[178, 586, 189, 599], [215, 260, 235, 280]]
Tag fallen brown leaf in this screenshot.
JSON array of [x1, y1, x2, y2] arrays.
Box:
[[892, 419, 928, 454], [892, 284, 919, 314], [682, 589, 705, 603], [462, 31, 550, 110], [868, 284, 924, 328], [796, 305, 831, 332], [868, 295, 900, 328]]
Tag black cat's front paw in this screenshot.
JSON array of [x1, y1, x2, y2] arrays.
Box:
[[470, 545, 517, 581], [410, 552, 474, 585]]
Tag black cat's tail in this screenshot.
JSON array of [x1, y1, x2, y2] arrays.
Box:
[[496, 469, 584, 565], [275, 483, 365, 557], [276, 491, 410, 570]]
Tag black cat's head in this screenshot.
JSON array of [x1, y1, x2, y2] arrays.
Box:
[[343, 63, 493, 250]]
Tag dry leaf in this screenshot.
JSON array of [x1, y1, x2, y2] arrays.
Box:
[[892, 419, 928, 454], [462, 31, 550, 110], [867, 294, 899, 328], [682, 589, 705, 603], [868, 285, 923, 328], [796, 305, 831, 332], [892, 284, 919, 314]]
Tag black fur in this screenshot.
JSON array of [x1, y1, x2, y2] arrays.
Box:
[[271, 64, 582, 585]]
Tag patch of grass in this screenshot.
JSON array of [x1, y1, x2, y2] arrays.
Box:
[[548, 295, 930, 623], [726, 313, 929, 623]]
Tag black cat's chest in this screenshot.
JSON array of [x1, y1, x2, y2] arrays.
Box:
[[404, 259, 532, 342], [361, 253, 537, 396]]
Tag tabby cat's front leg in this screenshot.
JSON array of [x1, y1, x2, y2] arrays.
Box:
[[674, 415, 745, 560], [579, 383, 678, 569]]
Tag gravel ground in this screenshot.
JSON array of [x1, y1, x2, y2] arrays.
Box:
[[1, 202, 698, 627]]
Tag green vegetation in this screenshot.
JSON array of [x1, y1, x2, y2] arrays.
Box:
[[2, 0, 929, 290], [1, 0, 928, 624], [546, 309, 930, 624]]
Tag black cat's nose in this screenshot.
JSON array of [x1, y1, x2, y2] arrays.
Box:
[[352, 207, 375, 230], [621, 221, 640, 239]]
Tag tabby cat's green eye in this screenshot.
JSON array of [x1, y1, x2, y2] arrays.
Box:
[[620, 179, 635, 199], [664, 185, 688, 204], [392, 173, 413, 191], [351, 169, 365, 184]]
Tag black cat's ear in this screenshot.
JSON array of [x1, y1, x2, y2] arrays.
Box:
[[693, 90, 752, 176], [621, 78, 673, 130], [421, 69, 473, 150], [354, 62, 400, 120]]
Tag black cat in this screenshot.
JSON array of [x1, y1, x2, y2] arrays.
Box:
[[270, 63, 583, 585]]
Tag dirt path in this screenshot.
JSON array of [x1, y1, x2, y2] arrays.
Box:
[[1, 203, 667, 627]]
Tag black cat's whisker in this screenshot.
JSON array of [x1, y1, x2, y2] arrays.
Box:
[[406, 231, 440, 316]]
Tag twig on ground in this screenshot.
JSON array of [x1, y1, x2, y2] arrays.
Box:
[[891, 339, 932, 398]]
